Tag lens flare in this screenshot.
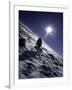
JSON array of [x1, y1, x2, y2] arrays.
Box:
[[46, 27, 53, 34]]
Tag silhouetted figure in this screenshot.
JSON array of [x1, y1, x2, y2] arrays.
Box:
[[36, 37, 42, 48], [19, 38, 26, 48], [33, 37, 42, 54]]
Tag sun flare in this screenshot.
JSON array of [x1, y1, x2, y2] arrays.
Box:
[[46, 27, 53, 34]]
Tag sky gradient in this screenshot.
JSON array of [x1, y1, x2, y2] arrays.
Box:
[[19, 10, 63, 57]]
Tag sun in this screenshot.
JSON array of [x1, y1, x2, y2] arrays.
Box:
[[45, 26, 54, 38], [46, 26, 53, 34]]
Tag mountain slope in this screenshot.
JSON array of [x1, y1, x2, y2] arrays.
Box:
[[19, 21, 63, 79]]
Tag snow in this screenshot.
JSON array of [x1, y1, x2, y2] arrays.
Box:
[[19, 21, 63, 79]]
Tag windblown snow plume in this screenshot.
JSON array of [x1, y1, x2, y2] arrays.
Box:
[[19, 21, 63, 79]]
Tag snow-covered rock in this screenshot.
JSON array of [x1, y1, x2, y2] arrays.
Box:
[[19, 21, 63, 79]]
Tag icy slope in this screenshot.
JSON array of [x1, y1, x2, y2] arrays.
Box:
[[19, 21, 63, 79]]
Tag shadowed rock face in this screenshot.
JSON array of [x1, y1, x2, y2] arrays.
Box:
[[19, 38, 26, 48], [19, 21, 63, 79]]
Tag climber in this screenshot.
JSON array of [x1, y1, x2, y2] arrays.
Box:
[[34, 37, 42, 54], [36, 37, 42, 48]]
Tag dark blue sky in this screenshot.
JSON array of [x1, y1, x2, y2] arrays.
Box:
[[19, 10, 63, 57]]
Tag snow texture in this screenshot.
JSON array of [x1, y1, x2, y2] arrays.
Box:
[[19, 21, 63, 79]]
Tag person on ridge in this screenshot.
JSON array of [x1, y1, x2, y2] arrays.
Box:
[[36, 37, 42, 48]]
